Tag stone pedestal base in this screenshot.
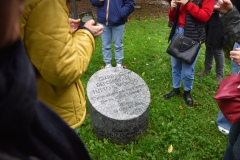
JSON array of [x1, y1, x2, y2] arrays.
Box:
[[87, 68, 150, 144]]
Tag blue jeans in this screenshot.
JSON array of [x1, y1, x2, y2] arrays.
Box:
[[223, 121, 240, 160], [216, 111, 231, 131], [216, 42, 240, 131], [100, 24, 125, 65], [231, 42, 240, 74], [171, 27, 200, 91]]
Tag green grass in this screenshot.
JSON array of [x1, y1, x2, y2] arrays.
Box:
[[79, 18, 231, 160]]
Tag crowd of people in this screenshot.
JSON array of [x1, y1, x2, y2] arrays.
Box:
[[1, 0, 240, 159]]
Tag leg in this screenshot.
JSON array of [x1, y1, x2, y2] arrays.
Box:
[[204, 45, 214, 72], [223, 122, 240, 160], [212, 46, 225, 82], [216, 111, 231, 135], [172, 56, 182, 89], [182, 48, 200, 91], [164, 27, 184, 99], [112, 24, 125, 65], [101, 24, 112, 65], [197, 45, 213, 76], [163, 57, 182, 99], [181, 49, 200, 106]]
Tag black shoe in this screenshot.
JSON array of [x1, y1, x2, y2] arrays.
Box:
[[183, 90, 193, 106], [164, 88, 180, 100]]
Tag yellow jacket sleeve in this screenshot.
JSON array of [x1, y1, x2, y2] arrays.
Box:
[[21, 0, 95, 87]]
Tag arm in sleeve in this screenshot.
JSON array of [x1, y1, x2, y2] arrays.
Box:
[[185, 0, 215, 23], [23, 0, 95, 87], [121, 0, 135, 18], [222, 7, 240, 44], [90, 0, 104, 7], [168, 8, 177, 22]]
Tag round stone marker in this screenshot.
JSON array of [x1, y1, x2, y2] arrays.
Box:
[[87, 67, 150, 144]]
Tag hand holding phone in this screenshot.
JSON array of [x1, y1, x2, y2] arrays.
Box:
[[79, 11, 94, 27]]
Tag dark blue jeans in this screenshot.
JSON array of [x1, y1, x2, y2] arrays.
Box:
[[223, 121, 240, 160]]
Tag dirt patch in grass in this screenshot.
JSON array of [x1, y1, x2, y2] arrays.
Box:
[[67, 0, 170, 20]]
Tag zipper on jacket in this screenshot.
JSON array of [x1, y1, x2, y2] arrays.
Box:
[[106, 0, 110, 25]]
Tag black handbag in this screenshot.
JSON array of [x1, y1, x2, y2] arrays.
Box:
[[166, 34, 201, 65]]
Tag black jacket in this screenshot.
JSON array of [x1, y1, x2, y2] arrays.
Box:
[[0, 39, 91, 160], [205, 11, 227, 48]]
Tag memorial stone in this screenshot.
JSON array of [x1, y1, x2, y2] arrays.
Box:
[[87, 67, 150, 144]]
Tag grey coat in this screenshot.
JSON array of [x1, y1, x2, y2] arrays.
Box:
[[221, 7, 240, 43]]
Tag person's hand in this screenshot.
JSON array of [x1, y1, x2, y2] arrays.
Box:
[[230, 48, 240, 65], [84, 19, 103, 38], [176, 0, 189, 5], [214, 0, 233, 14], [69, 18, 80, 33], [170, 0, 177, 9]]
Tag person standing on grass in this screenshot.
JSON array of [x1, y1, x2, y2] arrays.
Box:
[[214, 0, 240, 159], [196, 0, 226, 84], [20, 0, 103, 133], [90, 0, 135, 68], [215, 0, 240, 137], [164, 0, 215, 106], [0, 0, 91, 159]]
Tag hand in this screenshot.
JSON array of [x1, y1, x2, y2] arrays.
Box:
[[171, 0, 177, 9], [230, 48, 240, 65], [84, 19, 103, 38], [69, 18, 80, 33], [176, 0, 189, 5], [214, 0, 233, 14]]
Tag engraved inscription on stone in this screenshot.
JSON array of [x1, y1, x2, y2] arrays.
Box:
[[87, 67, 150, 144], [87, 68, 150, 120]]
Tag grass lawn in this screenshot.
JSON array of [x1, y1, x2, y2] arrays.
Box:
[[78, 18, 231, 160]]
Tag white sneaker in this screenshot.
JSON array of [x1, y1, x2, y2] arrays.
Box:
[[116, 64, 123, 68], [105, 64, 112, 68], [218, 126, 229, 136]]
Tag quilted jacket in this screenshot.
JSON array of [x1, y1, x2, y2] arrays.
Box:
[[90, 0, 135, 26], [20, 0, 95, 129]]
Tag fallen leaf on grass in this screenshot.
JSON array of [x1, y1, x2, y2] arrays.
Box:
[[142, 72, 145, 76], [168, 144, 173, 153], [179, 105, 183, 109]]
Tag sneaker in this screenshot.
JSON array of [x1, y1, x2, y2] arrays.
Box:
[[116, 64, 123, 68], [196, 70, 210, 76], [105, 64, 112, 68], [218, 126, 229, 136], [216, 75, 223, 83]]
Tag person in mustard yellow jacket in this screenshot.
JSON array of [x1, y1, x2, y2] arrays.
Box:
[[20, 0, 103, 131]]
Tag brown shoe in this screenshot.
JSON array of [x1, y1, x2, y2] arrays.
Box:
[[196, 70, 210, 76]]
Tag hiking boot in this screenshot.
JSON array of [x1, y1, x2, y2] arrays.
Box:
[[183, 90, 193, 106], [216, 75, 223, 83], [164, 88, 181, 100], [196, 70, 210, 76]]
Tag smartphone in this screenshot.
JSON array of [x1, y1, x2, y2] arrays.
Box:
[[79, 11, 94, 27]]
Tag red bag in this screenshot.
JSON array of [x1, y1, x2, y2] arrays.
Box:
[[214, 73, 240, 124]]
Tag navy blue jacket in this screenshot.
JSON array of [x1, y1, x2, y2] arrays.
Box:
[[90, 0, 135, 26], [0, 39, 91, 160]]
